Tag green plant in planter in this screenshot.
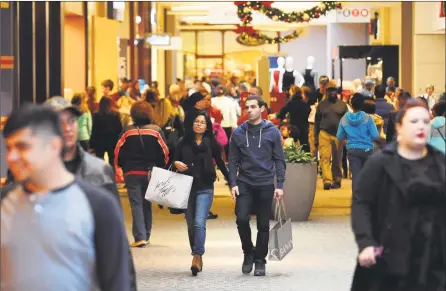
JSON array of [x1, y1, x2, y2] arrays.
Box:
[[284, 143, 316, 164]]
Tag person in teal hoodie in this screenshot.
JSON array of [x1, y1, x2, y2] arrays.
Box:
[[429, 101, 446, 153], [336, 93, 379, 189], [71, 93, 93, 151]]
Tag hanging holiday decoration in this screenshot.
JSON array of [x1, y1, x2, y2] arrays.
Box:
[[233, 1, 341, 45], [235, 1, 342, 25]]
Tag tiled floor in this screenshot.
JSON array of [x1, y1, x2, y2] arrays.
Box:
[[121, 178, 357, 291]]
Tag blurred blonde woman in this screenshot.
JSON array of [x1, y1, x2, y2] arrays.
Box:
[[153, 97, 184, 164], [169, 84, 185, 122], [71, 92, 92, 151]]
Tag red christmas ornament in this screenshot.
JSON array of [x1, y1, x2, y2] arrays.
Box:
[[314, 13, 320, 18], [234, 1, 247, 5], [262, 1, 274, 8]]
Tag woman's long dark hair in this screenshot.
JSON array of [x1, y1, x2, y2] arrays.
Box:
[[183, 110, 215, 145]]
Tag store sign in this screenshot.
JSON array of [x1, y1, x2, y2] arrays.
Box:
[[145, 34, 171, 46], [336, 7, 370, 23]]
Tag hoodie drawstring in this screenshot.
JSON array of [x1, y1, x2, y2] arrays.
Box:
[[258, 128, 262, 148], [245, 128, 263, 148]]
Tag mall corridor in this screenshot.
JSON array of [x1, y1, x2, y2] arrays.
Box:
[[120, 178, 357, 291]]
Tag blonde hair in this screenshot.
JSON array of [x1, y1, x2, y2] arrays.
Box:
[[152, 98, 175, 128]]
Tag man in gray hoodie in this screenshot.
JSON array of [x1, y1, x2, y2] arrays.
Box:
[[228, 95, 286, 277]]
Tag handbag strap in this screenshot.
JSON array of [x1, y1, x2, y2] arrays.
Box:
[[136, 126, 148, 156], [437, 128, 446, 142]]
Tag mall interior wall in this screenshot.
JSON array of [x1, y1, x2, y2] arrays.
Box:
[[413, 1, 445, 96]]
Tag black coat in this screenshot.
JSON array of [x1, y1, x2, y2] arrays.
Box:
[[277, 98, 311, 132], [350, 143, 446, 291]]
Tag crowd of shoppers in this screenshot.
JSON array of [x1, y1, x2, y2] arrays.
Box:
[[1, 69, 445, 289]]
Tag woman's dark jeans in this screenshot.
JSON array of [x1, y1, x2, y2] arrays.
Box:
[[124, 174, 152, 242]]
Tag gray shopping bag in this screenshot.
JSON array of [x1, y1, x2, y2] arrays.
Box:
[[268, 199, 293, 261]]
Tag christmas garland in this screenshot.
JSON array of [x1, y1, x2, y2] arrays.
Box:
[[233, 1, 341, 45], [235, 1, 342, 24]]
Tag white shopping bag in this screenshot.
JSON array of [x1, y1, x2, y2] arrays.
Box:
[[144, 167, 193, 209]]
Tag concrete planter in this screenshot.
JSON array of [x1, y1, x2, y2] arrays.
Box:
[[274, 163, 317, 222]]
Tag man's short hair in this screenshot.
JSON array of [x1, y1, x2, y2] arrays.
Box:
[[374, 85, 386, 99], [432, 101, 446, 117], [101, 79, 114, 91], [246, 95, 266, 108], [351, 93, 364, 111], [3, 103, 64, 143], [362, 100, 376, 115]]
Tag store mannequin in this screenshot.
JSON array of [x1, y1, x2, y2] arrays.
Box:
[[270, 57, 285, 93], [303, 56, 319, 92], [279, 57, 304, 93]]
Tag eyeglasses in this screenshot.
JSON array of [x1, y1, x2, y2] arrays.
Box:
[[194, 120, 206, 126]]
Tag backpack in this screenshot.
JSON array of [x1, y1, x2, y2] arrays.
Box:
[[213, 122, 228, 147]]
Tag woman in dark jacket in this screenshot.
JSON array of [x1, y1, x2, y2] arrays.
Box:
[[115, 101, 169, 248], [277, 87, 311, 152], [90, 96, 123, 165], [174, 110, 229, 276], [351, 98, 446, 291]]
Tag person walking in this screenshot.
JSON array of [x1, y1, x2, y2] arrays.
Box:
[[173, 110, 229, 276], [115, 101, 169, 247], [90, 96, 123, 166], [351, 98, 446, 291], [374, 85, 394, 134], [45, 96, 137, 290], [71, 93, 93, 151], [428, 101, 446, 153], [277, 86, 311, 152], [228, 95, 286, 277], [1, 104, 131, 291], [315, 80, 349, 190], [212, 85, 238, 157], [336, 93, 379, 189]]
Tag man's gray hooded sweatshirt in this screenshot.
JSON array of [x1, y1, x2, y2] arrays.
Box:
[[228, 120, 286, 189]]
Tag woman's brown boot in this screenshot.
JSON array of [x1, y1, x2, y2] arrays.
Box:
[[191, 254, 202, 276]]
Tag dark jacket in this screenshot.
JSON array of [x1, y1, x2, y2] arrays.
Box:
[[74, 146, 120, 202], [116, 124, 169, 174], [385, 111, 397, 143], [277, 97, 311, 132], [90, 111, 123, 150], [228, 120, 286, 189], [374, 98, 394, 134], [315, 98, 349, 140], [174, 137, 229, 190], [350, 143, 446, 291]]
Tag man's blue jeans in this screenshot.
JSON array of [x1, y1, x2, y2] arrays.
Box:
[[186, 188, 214, 256], [347, 148, 372, 191]]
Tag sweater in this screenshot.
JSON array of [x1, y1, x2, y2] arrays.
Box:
[[336, 111, 379, 151], [315, 98, 349, 139], [228, 120, 286, 189], [77, 112, 92, 141]]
